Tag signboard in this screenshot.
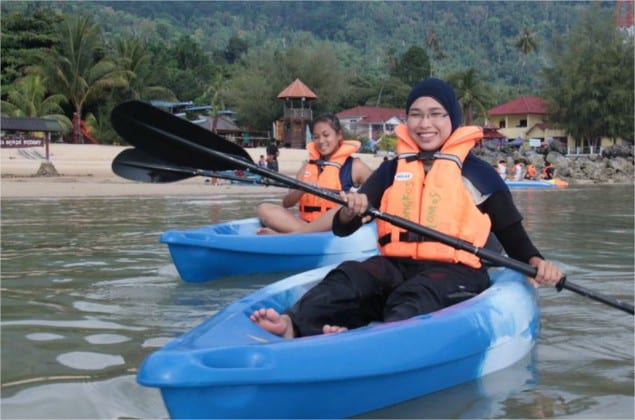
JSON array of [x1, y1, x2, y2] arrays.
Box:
[[529, 138, 541, 147], [1, 137, 44, 148]]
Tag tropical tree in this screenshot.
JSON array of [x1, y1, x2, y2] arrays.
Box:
[[224, 35, 249, 64], [541, 3, 634, 152], [113, 37, 175, 101], [514, 26, 539, 67], [165, 34, 216, 101], [447, 68, 494, 125], [200, 70, 231, 122], [36, 15, 128, 143], [425, 28, 446, 60], [1, 74, 71, 130], [222, 41, 355, 129], [393, 46, 431, 86], [0, 7, 62, 88], [368, 76, 410, 109]]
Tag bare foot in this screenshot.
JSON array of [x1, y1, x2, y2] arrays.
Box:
[[256, 227, 279, 235], [250, 308, 295, 338], [323, 324, 348, 334]]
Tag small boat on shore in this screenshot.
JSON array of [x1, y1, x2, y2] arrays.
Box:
[[137, 264, 539, 419], [506, 179, 568, 188], [161, 218, 379, 282]]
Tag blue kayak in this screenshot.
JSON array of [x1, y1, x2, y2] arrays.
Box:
[[161, 218, 379, 282], [506, 179, 568, 188], [137, 264, 539, 419]]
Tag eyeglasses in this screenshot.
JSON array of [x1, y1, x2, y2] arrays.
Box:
[[407, 111, 449, 122]]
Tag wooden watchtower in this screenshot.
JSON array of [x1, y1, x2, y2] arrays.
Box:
[[276, 78, 317, 149]]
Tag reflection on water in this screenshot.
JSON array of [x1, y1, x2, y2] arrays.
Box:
[[1, 185, 633, 419]]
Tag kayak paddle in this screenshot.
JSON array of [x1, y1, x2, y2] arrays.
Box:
[[112, 147, 288, 187], [110, 100, 634, 315]]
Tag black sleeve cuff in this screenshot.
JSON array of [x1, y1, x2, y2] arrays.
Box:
[[332, 207, 363, 237]]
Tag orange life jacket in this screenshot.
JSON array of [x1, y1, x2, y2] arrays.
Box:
[[299, 140, 361, 222], [376, 125, 491, 268], [526, 164, 536, 178]]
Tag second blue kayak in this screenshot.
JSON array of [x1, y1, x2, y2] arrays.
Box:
[[161, 218, 379, 282]]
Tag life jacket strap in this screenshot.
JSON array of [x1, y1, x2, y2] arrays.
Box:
[[300, 205, 332, 213], [378, 231, 427, 246], [308, 159, 342, 169], [399, 151, 462, 169]]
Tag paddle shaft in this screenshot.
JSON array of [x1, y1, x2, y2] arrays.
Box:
[[117, 106, 634, 315]]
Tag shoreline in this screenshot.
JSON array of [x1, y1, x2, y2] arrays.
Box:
[[0, 144, 385, 199], [1, 144, 632, 199], [0, 175, 292, 199]]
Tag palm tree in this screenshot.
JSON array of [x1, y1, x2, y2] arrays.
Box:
[[1, 74, 72, 130], [36, 15, 128, 143], [113, 37, 175, 101], [425, 28, 446, 60], [447, 68, 494, 125], [515, 27, 539, 67]]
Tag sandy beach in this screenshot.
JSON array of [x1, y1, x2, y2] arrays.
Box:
[[1, 144, 385, 198]]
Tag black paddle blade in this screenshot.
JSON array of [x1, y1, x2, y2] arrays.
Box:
[[113, 147, 289, 187], [111, 100, 254, 171], [112, 148, 197, 183]]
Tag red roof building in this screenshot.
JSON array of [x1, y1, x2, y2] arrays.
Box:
[[336, 106, 406, 141], [485, 96, 570, 150], [488, 96, 548, 116]]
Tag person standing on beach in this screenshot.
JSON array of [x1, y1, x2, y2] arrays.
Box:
[[266, 141, 280, 172], [256, 114, 372, 234], [251, 77, 563, 338]]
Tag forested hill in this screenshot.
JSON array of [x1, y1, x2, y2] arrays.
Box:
[[3, 1, 605, 94], [4, 1, 630, 143]]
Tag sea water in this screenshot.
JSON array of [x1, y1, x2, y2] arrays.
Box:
[[1, 185, 633, 419]]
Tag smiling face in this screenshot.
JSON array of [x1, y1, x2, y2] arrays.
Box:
[[406, 96, 452, 151], [312, 121, 343, 158]]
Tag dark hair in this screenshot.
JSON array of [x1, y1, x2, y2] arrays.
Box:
[[310, 113, 342, 133]]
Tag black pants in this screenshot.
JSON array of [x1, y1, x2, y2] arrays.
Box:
[[286, 256, 490, 337]]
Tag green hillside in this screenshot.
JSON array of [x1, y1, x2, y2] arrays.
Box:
[[2, 1, 598, 94]]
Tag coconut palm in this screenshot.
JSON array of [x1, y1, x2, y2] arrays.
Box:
[[447, 68, 494, 125], [113, 37, 175, 101], [1, 74, 71, 130], [425, 28, 446, 60], [36, 15, 128, 143], [515, 27, 539, 67]]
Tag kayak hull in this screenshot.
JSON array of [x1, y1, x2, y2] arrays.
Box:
[[506, 179, 568, 188], [137, 264, 540, 418], [161, 218, 379, 282]]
